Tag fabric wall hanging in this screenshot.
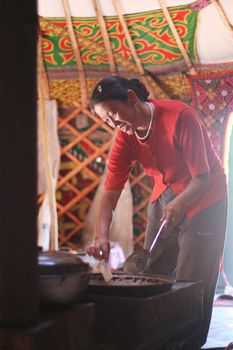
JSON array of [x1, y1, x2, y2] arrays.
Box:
[[189, 71, 233, 158]]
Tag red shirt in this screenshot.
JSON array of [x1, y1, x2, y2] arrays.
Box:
[[105, 99, 227, 218]]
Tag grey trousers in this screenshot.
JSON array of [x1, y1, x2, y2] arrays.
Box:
[[144, 187, 227, 348]]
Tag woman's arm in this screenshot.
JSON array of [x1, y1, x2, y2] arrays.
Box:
[[163, 172, 209, 227], [87, 189, 122, 260], [163, 108, 211, 227]]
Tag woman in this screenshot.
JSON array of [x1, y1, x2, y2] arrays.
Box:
[[87, 76, 227, 349]]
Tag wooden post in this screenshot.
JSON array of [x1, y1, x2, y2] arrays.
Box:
[[0, 0, 39, 325]]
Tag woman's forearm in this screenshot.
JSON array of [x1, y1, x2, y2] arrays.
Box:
[[96, 189, 122, 240], [87, 189, 122, 260], [174, 172, 210, 208], [164, 172, 210, 226], [96, 198, 114, 242]]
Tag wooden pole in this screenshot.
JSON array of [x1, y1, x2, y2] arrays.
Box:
[[159, 0, 196, 75], [38, 33, 50, 100], [61, 0, 88, 105], [92, 0, 117, 74], [0, 0, 38, 325], [38, 28, 59, 251], [112, 0, 157, 98], [37, 81, 59, 251]]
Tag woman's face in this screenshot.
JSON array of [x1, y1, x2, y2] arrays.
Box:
[[93, 98, 139, 135]]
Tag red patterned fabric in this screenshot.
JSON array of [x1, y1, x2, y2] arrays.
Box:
[[189, 72, 233, 157]]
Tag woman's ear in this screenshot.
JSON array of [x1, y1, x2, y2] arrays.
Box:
[[127, 89, 138, 104]]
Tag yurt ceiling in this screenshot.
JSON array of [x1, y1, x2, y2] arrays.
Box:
[[38, 0, 233, 102], [38, 0, 233, 65], [37, 0, 233, 251]]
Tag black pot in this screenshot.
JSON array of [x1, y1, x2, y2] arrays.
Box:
[[38, 251, 90, 306]]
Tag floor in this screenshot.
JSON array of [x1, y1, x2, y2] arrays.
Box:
[[202, 293, 233, 349]]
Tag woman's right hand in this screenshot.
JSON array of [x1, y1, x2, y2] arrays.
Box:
[[86, 238, 110, 262], [87, 189, 121, 262]]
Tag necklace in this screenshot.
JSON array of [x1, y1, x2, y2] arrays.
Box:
[[135, 102, 154, 141]]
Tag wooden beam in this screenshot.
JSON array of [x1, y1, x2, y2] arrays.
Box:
[[92, 0, 117, 74], [112, 0, 157, 98], [61, 0, 88, 105], [159, 0, 196, 74], [37, 34, 50, 99], [38, 82, 59, 251]]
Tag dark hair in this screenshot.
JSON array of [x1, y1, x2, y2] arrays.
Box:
[[91, 76, 149, 107]]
